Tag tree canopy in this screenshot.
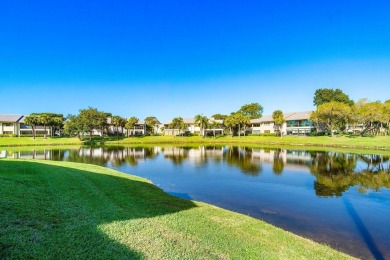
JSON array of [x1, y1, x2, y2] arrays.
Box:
[[313, 88, 354, 107], [238, 103, 263, 119], [310, 101, 352, 136], [144, 116, 160, 135]]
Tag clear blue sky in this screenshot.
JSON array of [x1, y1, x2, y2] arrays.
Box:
[[1, 1, 389, 121]]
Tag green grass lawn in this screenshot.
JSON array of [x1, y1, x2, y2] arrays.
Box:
[[106, 135, 390, 150], [1, 135, 389, 151], [0, 160, 353, 259], [0, 137, 82, 146]]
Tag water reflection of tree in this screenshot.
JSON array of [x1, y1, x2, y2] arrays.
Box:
[[310, 152, 390, 197], [224, 146, 262, 176], [163, 147, 190, 165], [272, 149, 284, 175]]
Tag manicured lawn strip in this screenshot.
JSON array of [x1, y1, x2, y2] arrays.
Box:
[[106, 135, 390, 150], [0, 137, 82, 147], [0, 160, 353, 259], [1, 136, 390, 150]]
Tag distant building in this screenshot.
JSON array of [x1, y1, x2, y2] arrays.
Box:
[[163, 118, 224, 136], [250, 111, 318, 135], [0, 114, 51, 136]]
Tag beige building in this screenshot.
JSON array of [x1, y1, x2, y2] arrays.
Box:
[[163, 118, 224, 136], [250, 111, 317, 135], [0, 114, 51, 136], [0, 114, 24, 135]]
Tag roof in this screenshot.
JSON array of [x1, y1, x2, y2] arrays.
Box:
[[164, 118, 222, 125], [0, 114, 24, 123], [165, 118, 195, 125], [285, 111, 313, 121], [250, 112, 295, 123], [250, 111, 313, 124]]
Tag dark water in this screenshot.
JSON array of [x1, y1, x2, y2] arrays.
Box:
[[3, 146, 390, 259]]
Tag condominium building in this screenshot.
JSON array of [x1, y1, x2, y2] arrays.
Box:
[[163, 118, 224, 136], [250, 111, 317, 135], [0, 114, 51, 136]]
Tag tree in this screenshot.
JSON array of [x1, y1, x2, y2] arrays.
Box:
[[238, 103, 263, 119], [194, 114, 209, 137], [310, 101, 352, 137], [382, 101, 390, 135], [169, 117, 186, 137], [272, 110, 285, 138], [125, 117, 139, 137], [224, 115, 236, 137], [224, 112, 250, 137], [48, 114, 65, 137], [144, 116, 160, 135], [209, 119, 222, 139], [77, 107, 108, 142], [355, 100, 383, 135], [211, 114, 228, 120], [64, 114, 84, 139], [111, 116, 126, 139], [313, 88, 354, 107], [24, 114, 40, 139]]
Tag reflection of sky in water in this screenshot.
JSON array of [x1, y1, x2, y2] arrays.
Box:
[[4, 146, 390, 259]]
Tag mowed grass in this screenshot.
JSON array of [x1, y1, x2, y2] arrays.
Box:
[[0, 137, 82, 146], [1, 135, 390, 150], [0, 160, 353, 259], [106, 135, 390, 150]]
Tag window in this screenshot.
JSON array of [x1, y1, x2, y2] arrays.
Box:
[[4, 123, 12, 127]]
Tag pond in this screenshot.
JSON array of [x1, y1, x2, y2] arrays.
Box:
[[3, 145, 390, 259]]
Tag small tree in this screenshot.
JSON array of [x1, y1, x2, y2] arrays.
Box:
[[125, 117, 139, 137], [382, 101, 390, 135], [272, 110, 285, 138], [311, 101, 352, 137], [169, 117, 186, 137], [77, 107, 108, 142], [144, 116, 160, 135], [24, 114, 40, 139], [112, 115, 126, 139], [194, 114, 209, 137]]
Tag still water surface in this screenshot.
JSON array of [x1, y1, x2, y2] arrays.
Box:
[[4, 145, 390, 259]]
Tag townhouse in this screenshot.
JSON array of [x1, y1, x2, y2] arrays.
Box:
[[163, 118, 224, 136], [0, 114, 51, 136], [250, 111, 317, 135]]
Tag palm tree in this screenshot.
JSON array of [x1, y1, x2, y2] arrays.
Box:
[[125, 117, 139, 137], [24, 114, 40, 139], [272, 110, 285, 138], [38, 113, 50, 139], [194, 114, 209, 137], [209, 120, 220, 139], [111, 116, 125, 139], [169, 117, 185, 137]]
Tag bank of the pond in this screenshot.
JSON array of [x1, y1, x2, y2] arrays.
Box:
[[0, 137, 82, 147], [0, 160, 352, 259], [1, 135, 390, 151], [106, 135, 390, 150]]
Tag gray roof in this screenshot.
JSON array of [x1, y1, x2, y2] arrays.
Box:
[[0, 114, 24, 123], [285, 111, 313, 121], [165, 118, 221, 125], [250, 111, 313, 124]]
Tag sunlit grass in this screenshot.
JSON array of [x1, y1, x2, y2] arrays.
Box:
[[0, 160, 353, 259]]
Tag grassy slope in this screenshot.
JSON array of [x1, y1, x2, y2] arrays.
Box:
[[106, 135, 390, 149], [0, 160, 353, 259], [1, 135, 390, 150]]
